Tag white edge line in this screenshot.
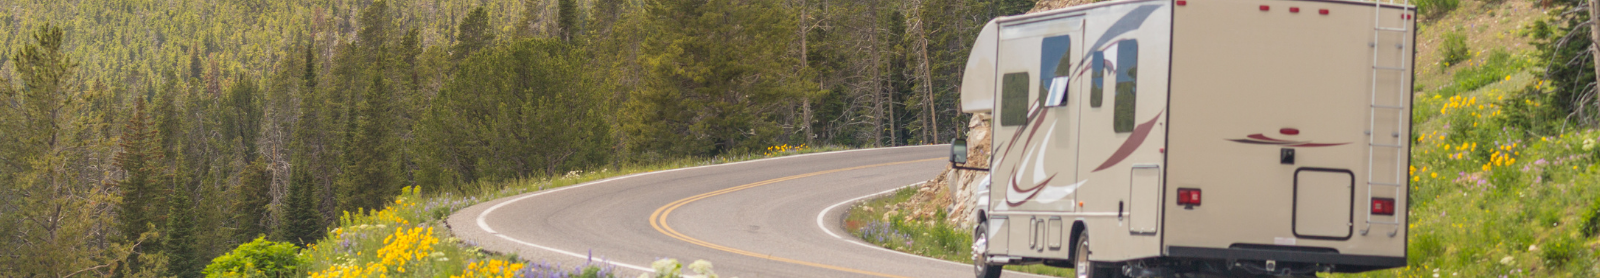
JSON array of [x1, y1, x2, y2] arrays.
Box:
[[814, 181, 972, 268], [471, 145, 941, 274], [815, 182, 1059, 278]]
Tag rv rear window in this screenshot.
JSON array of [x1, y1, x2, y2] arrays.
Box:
[[1001, 72, 1030, 126], [1113, 40, 1138, 133]]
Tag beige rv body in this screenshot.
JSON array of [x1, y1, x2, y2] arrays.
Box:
[[961, 0, 1412, 274]]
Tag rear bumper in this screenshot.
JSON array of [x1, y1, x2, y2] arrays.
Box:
[[1167, 246, 1405, 273]]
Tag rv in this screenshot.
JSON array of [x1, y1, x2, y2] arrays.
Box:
[[948, 0, 1413, 276]]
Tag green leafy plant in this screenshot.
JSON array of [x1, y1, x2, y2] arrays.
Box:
[[201, 237, 302, 278], [1441, 30, 1471, 69]]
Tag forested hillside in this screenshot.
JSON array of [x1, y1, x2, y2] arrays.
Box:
[[0, 0, 1034, 276]]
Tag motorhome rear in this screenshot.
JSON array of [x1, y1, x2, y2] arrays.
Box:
[[950, 0, 1414, 276]]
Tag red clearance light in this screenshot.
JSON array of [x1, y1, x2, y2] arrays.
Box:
[[1280, 128, 1300, 135], [1319, 9, 1329, 15], [1289, 7, 1300, 13], [1403, 14, 1411, 19], [1372, 198, 1396, 215], [1177, 188, 1202, 207], [1259, 5, 1270, 11], [1176, 0, 1186, 5]]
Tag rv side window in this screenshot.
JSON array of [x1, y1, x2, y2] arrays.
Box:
[[1001, 72, 1030, 126], [1113, 40, 1138, 133], [1090, 51, 1103, 108], [1042, 35, 1071, 107]]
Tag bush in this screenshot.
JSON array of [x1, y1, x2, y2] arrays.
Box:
[[1583, 197, 1600, 238], [1416, 0, 1460, 18], [202, 237, 303, 278], [1441, 30, 1471, 68]]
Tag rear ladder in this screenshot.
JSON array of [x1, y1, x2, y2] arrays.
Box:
[[1363, 0, 1409, 237]]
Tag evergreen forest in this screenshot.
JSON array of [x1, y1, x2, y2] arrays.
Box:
[[0, 0, 1035, 276]]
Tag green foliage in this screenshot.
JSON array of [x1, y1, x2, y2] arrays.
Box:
[[1529, 4, 1598, 126], [626, 0, 803, 157], [559, 0, 579, 41], [1440, 30, 1470, 68], [1415, 0, 1459, 18], [274, 178, 323, 247], [202, 237, 302, 278], [420, 38, 611, 185], [1583, 197, 1600, 237], [454, 7, 497, 62], [115, 98, 168, 274], [232, 159, 273, 243], [165, 174, 202, 278]]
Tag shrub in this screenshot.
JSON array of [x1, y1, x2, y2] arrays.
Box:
[[202, 237, 303, 278], [1416, 0, 1460, 18], [1441, 30, 1471, 68], [1582, 197, 1600, 238]]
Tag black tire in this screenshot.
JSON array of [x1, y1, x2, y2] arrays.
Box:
[[973, 222, 1003, 278], [1075, 232, 1094, 278]]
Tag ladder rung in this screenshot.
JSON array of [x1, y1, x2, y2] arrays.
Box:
[[1371, 104, 1404, 109], [1367, 220, 1401, 225], [1376, 27, 1407, 32], [1374, 66, 1406, 70], [1370, 143, 1403, 148], [1369, 182, 1403, 186]]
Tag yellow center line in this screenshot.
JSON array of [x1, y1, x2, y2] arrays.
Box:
[[649, 157, 944, 278]]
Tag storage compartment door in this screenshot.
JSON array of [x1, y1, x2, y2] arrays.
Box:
[[1129, 165, 1160, 234], [1293, 169, 1353, 239]]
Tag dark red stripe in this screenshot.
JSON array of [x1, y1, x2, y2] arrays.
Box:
[[1093, 110, 1164, 172]]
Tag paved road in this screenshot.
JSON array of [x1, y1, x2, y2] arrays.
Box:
[[448, 146, 1056, 278]]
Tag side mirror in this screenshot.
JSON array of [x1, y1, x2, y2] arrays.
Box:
[[951, 139, 969, 164]]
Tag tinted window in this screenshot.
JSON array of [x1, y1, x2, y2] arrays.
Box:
[[1041, 35, 1071, 107], [1113, 40, 1138, 133], [1090, 51, 1103, 108], [1001, 72, 1030, 126]]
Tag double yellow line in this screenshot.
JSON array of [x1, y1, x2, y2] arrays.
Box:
[[648, 157, 944, 278]]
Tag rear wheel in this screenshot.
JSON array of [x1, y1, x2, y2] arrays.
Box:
[[1075, 233, 1094, 278], [973, 222, 1002, 278]]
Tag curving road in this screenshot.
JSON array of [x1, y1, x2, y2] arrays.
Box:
[[447, 146, 1054, 278]]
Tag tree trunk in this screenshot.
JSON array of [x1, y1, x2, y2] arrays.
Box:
[[1590, 0, 1600, 100]]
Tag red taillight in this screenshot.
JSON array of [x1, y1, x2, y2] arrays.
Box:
[[1259, 5, 1270, 11], [1177, 188, 1202, 206], [1319, 9, 1329, 15], [1372, 198, 1396, 215], [1289, 7, 1300, 13], [1176, 0, 1186, 5]]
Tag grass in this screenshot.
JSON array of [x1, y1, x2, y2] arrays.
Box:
[[844, 186, 1076, 277], [212, 144, 854, 277], [1340, 1, 1600, 276]]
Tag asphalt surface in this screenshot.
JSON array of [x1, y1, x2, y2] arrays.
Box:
[[447, 145, 1057, 278]]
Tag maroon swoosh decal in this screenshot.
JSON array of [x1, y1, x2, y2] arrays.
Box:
[[1228, 139, 1293, 145], [1288, 142, 1350, 147], [1247, 134, 1296, 142], [1092, 110, 1163, 172], [1001, 104, 1049, 156], [1006, 175, 1055, 207]]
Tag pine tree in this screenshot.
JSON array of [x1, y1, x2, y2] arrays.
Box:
[[627, 0, 804, 156], [232, 159, 272, 243], [273, 177, 323, 247], [338, 71, 396, 213], [162, 168, 200, 278], [454, 7, 495, 61], [113, 98, 166, 275], [558, 0, 578, 40]]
